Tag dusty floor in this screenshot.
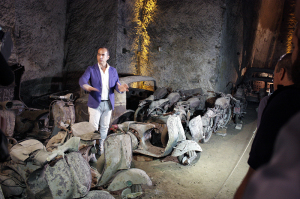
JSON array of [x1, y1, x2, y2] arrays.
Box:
[[126, 103, 258, 199]]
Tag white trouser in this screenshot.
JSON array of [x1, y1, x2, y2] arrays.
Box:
[[88, 101, 112, 141]]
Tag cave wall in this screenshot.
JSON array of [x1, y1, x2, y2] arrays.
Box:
[[216, 0, 243, 92], [1, 0, 292, 103], [64, 0, 245, 93], [0, 0, 67, 104], [272, 0, 296, 67], [146, 0, 226, 92], [249, 0, 285, 69], [115, 0, 136, 74], [63, 0, 229, 92], [116, 0, 248, 93], [63, 0, 118, 91], [116, 0, 229, 92]]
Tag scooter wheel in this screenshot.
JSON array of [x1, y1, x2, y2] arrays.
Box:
[[134, 105, 149, 122], [221, 107, 232, 127], [235, 114, 241, 124], [200, 118, 214, 143]]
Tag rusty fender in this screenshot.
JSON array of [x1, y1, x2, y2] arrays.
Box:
[[107, 168, 152, 191], [188, 115, 205, 143], [129, 122, 177, 158], [97, 133, 132, 187]]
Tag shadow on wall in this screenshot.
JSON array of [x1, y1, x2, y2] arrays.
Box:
[[237, 0, 261, 86], [19, 70, 98, 108], [62, 71, 85, 92], [20, 76, 65, 108]]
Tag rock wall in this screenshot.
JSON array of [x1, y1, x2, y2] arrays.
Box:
[[119, 0, 227, 92], [0, 0, 67, 104], [116, 0, 259, 93], [215, 0, 243, 92], [63, 0, 118, 91], [116, 0, 136, 74], [64, 0, 244, 93], [272, 0, 296, 67], [250, 0, 285, 69], [117, 0, 254, 93], [1, 0, 292, 104], [153, 0, 222, 92]]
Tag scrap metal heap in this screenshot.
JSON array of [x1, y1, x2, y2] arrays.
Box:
[[0, 73, 248, 198]]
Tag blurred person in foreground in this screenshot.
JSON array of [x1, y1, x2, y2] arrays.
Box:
[[242, 111, 300, 199], [234, 53, 300, 199], [239, 1, 300, 198]]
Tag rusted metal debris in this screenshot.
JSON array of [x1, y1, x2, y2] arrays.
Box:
[[0, 72, 248, 198]]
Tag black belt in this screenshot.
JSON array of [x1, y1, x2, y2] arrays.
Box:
[[101, 100, 108, 102]]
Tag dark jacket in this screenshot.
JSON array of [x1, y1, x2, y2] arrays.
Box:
[[248, 85, 300, 170]]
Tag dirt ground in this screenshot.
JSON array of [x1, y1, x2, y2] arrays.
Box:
[[119, 103, 258, 199]]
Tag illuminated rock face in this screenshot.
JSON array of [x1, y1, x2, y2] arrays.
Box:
[[116, 0, 227, 92], [64, 0, 241, 93], [63, 0, 291, 93]]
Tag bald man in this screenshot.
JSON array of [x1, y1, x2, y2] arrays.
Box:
[[79, 47, 129, 155]]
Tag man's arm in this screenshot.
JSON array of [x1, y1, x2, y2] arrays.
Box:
[[234, 167, 255, 199], [83, 84, 99, 92], [79, 66, 99, 92]]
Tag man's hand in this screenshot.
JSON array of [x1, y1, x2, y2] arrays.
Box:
[[86, 86, 99, 92], [117, 82, 129, 92]]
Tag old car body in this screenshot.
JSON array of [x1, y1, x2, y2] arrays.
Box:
[[241, 67, 274, 102]]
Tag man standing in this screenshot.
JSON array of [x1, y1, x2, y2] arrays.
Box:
[[234, 53, 300, 198], [79, 47, 129, 155]]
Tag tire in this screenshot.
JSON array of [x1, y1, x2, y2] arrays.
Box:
[[134, 105, 149, 122], [220, 107, 232, 127], [148, 107, 164, 116], [111, 110, 135, 125], [243, 99, 248, 111], [178, 151, 201, 165], [235, 114, 241, 124], [201, 117, 214, 143]]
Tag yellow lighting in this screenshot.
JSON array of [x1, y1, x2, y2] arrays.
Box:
[[286, 13, 297, 54], [129, 81, 155, 91], [131, 0, 157, 80]]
